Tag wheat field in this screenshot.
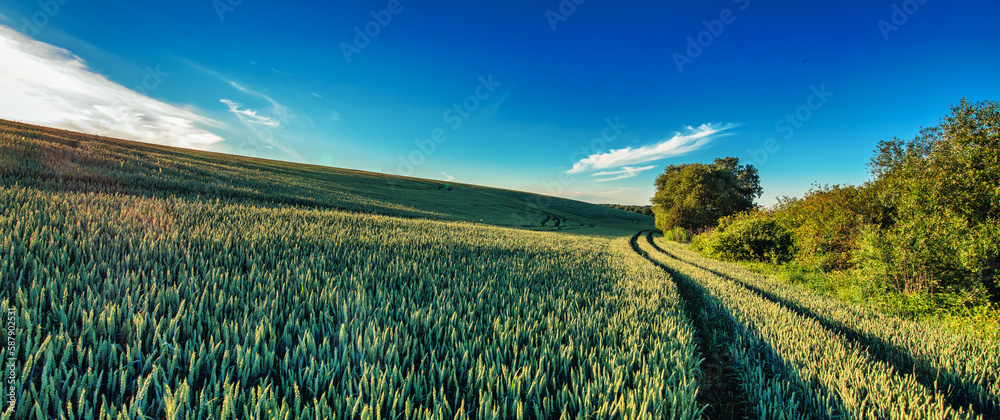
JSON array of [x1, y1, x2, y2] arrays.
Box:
[[1, 120, 997, 419]]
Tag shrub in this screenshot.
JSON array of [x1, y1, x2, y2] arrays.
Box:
[[689, 227, 713, 252], [699, 212, 794, 264], [663, 226, 690, 243], [858, 99, 1000, 300], [773, 185, 866, 272]]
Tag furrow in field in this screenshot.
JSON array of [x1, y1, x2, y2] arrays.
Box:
[[649, 233, 1000, 418], [632, 231, 783, 419], [641, 232, 985, 419]]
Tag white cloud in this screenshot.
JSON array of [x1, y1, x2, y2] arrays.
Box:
[[593, 165, 657, 182], [329, 111, 341, 121], [567, 123, 736, 174], [442, 172, 455, 182], [225, 81, 291, 124], [0, 25, 224, 150], [311, 92, 323, 98], [220, 99, 280, 127]]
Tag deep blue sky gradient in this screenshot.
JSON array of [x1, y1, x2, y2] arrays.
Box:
[[1, 0, 998, 205]]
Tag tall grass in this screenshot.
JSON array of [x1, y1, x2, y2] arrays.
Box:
[[0, 185, 700, 419]]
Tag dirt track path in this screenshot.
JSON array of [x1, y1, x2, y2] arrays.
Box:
[[629, 230, 995, 419]]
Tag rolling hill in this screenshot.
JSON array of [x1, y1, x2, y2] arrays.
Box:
[[2, 119, 995, 419], [0, 119, 652, 232]]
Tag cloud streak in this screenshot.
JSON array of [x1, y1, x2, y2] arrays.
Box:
[[593, 165, 657, 182], [0, 25, 224, 150], [567, 123, 736, 174], [220, 99, 280, 127]]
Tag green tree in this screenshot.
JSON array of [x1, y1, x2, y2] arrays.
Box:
[[600, 204, 654, 216], [699, 211, 794, 264], [651, 157, 762, 231], [773, 184, 867, 271], [858, 99, 1000, 300]]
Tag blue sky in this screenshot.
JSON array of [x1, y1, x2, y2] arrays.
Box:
[[1, 0, 998, 205]]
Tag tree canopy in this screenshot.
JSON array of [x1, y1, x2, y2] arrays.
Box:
[[651, 157, 762, 231], [859, 99, 1000, 298], [599, 204, 654, 216]]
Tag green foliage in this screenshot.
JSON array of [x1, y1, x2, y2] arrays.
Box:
[[696, 212, 794, 264], [773, 184, 867, 271], [684, 100, 999, 306], [599, 204, 654, 216], [662, 226, 690, 243], [860, 99, 1000, 299], [641, 234, 1000, 419], [651, 157, 762, 232]]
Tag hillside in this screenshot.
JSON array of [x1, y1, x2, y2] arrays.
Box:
[[0, 119, 652, 232], [1, 120, 695, 419], [2, 119, 996, 419]]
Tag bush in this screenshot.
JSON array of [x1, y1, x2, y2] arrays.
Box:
[[858, 99, 1000, 300], [773, 185, 866, 271], [689, 227, 713, 252], [698, 212, 794, 264], [663, 226, 690, 243]]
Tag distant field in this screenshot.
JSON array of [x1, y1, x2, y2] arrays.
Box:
[[1, 120, 997, 419], [0, 120, 651, 232]]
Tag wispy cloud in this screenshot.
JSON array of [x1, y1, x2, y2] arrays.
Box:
[[181, 62, 305, 160], [442, 172, 455, 182], [0, 25, 224, 149], [481, 88, 511, 120], [311, 92, 323, 98], [270, 68, 292, 76], [220, 99, 280, 127], [567, 123, 736, 174], [226, 81, 291, 125], [180, 58, 292, 121], [593, 165, 657, 182], [603, 187, 638, 195]]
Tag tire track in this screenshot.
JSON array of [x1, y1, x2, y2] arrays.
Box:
[[644, 232, 998, 418], [629, 231, 750, 420]]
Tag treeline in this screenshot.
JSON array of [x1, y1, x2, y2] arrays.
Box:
[[601, 204, 654, 216], [656, 99, 999, 315]]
